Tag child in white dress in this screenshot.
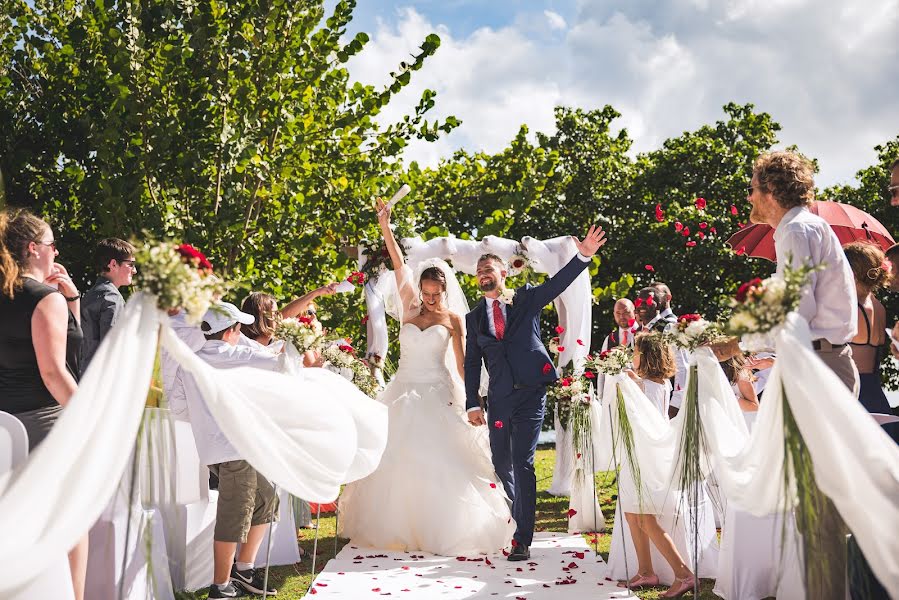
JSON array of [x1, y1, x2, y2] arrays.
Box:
[[618, 333, 697, 598]]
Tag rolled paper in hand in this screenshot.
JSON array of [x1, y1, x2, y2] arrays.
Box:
[[379, 184, 411, 214], [334, 280, 355, 293]]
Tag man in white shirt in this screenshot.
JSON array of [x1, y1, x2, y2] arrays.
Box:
[[747, 150, 858, 395], [180, 302, 283, 598]]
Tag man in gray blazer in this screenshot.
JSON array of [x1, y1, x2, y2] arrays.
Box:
[[81, 238, 136, 367]]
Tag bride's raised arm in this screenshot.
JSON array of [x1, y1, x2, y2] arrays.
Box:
[[376, 197, 418, 321]]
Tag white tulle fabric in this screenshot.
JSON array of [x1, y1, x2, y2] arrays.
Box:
[[0, 293, 388, 595], [338, 323, 515, 555]]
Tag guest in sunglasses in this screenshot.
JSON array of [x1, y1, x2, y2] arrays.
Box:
[[80, 238, 136, 369]]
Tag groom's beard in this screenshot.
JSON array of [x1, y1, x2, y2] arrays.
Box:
[[478, 280, 498, 292]]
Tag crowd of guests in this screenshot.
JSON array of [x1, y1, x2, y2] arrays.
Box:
[[591, 152, 899, 598], [1, 152, 897, 599]]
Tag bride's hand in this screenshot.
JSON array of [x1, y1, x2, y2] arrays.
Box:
[[376, 197, 391, 228], [467, 408, 486, 427]]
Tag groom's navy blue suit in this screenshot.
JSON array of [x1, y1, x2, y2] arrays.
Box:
[[464, 255, 590, 547]]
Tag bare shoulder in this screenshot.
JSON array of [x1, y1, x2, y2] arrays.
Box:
[[447, 311, 464, 332]]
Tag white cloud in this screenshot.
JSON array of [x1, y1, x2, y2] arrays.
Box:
[[544, 10, 567, 30], [347, 2, 899, 187]]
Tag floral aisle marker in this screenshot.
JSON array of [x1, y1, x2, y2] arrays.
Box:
[[131, 240, 229, 599], [664, 314, 727, 599], [322, 342, 381, 398], [725, 262, 841, 599]]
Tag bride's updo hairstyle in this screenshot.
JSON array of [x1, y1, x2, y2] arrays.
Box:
[[419, 266, 447, 290]]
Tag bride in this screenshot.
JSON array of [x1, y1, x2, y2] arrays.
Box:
[[337, 198, 515, 556]]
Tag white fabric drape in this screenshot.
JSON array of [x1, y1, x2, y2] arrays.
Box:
[[0, 295, 159, 594], [0, 293, 388, 595]]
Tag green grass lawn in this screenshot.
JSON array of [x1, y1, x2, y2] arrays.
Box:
[[176, 446, 720, 599]]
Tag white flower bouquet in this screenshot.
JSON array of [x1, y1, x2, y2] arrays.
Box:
[[275, 316, 325, 354], [322, 342, 380, 398], [587, 346, 633, 376], [664, 314, 725, 351], [135, 241, 227, 325], [726, 262, 819, 351]]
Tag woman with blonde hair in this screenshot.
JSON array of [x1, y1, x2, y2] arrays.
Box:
[[0, 208, 88, 600]]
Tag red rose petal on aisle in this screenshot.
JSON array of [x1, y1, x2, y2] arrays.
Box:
[[316, 583, 328, 587], [567, 508, 577, 518], [574, 551, 585, 559], [542, 363, 553, 375], [494, 420, 504, 429], [555, 325, 565, 334], [310, 589, 317, 595], [372, 588, 381, 592], [645, 264, 654, 271]]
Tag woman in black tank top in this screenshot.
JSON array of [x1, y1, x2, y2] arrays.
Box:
[[843, 242, 898, 445], [0, 208, 87, 600]]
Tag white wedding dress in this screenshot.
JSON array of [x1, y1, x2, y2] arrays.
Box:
[[338, 321, 516, 556]]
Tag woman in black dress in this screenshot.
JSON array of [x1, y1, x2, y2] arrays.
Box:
[[0, 208, 87, 600]]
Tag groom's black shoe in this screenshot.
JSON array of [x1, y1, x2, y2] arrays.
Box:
[[508, 544, 530, 561]]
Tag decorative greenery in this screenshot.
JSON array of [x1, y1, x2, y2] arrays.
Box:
[[781, 384, 845, 599], [545, 367, 592, 431], [612, 382, 645, 512]]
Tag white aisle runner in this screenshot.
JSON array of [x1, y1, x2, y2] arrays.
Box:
[[304, 532, 635, 599]]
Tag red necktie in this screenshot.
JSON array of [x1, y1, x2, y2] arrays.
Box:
[[492, 300, 506, 340]]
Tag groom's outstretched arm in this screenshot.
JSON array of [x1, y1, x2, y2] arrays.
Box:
[[526, 225, 607, 310], [464, 312, 483, 412]]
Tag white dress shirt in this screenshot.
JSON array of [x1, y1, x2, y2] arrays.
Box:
[[773, 206, 857, 344], [162, 311, 207, 419]]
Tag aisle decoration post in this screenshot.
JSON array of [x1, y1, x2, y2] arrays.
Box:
[[665, 314, 726, 598], [724, 262, 844, 598]]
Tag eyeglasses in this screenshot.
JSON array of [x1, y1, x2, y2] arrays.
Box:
[[119, 259, 137, 270], [889, 184, 899, 198], [34, 240, 57, 250]]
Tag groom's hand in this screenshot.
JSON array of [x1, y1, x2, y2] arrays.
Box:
[[467, 408, 486, 426], [572, 225, 607, 257]]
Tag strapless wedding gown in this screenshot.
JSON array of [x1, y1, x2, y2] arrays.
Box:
[[338, 324, 515, 555]]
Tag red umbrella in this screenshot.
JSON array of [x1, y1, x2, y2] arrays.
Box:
[[726, 201, 895, 262]]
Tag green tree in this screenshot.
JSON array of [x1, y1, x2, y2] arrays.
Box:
[[0, 0, 458, 325]]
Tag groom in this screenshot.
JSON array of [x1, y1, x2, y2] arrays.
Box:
[[464, 226, 607, 561]]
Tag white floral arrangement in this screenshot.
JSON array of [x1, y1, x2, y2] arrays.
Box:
[[587, 346, 633, 376], [664, 314, 725, 351], [507, 250, 532, 277], [275, 316, 325, 354], [726, 262, 819, 351], [322, 342, 380, 398], [546, 367, 594, 433], [135, 242, 227, 325]]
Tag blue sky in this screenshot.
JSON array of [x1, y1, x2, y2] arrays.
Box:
[[333, 1, 899, 188]]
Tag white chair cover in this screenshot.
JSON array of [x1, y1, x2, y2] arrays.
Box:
[[0, 411, 75, 600]]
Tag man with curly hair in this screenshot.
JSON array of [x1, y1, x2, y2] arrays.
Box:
[[747, 150, 858, 395]]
